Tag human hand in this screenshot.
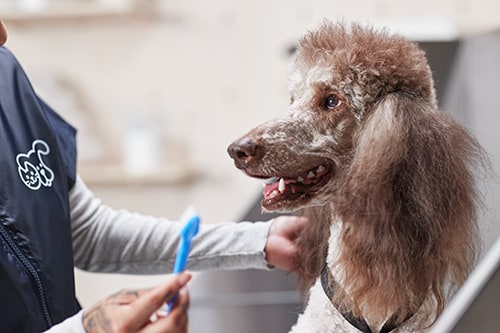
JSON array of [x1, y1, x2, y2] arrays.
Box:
[[82, 272, 191, 333], [264, 215, 309, 272]]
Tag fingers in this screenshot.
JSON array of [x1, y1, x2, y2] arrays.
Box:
[[274, 215, 309, 238], [129, 272, 192, 329], [144, 287, 190, 333], [265, 215, 309, 272], [83, 274, 192, 333]]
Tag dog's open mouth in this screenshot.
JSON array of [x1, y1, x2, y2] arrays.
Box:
[[258, 161, 334, 211]]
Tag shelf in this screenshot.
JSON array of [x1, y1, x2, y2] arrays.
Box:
[[0, 1, 152, 22]]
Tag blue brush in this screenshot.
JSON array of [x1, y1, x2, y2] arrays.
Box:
[[167, 212, 200, 313]]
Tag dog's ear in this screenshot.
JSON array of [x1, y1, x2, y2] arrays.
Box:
[[337, 92, 481, 235], [336, 93, 419, 224], [334, 92, 484, 321]]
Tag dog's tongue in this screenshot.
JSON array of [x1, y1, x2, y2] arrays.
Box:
[[263, 182, 279, 197], [263, 178, 296, 198]]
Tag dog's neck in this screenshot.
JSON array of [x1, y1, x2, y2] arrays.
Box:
[[325, 220, 396, 331]]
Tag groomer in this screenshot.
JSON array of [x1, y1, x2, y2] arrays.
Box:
[[0, 19, 307, 333]]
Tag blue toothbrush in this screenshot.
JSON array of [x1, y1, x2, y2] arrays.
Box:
[[167, 212, 200, 313]]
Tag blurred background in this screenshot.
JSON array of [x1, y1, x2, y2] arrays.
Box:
[[2, 0, 500, 332]]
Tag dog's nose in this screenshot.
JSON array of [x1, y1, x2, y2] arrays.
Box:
[[227, 138, 259, 169]]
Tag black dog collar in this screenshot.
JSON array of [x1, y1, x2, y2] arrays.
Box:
[[320, 266, 413, 333]]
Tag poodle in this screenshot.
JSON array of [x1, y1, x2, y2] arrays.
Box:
[[227, 21, 486, 333]]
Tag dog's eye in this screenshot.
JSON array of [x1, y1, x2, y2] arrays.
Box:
[[325, 94, 342, 109], [290, 96, 295, 104]]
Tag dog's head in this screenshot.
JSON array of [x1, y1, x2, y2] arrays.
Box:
[[228, 22, 485, 323], [227, 22, 436, 213]]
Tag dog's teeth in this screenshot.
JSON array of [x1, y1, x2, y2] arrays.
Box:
[[307, 171, 315, 179], [297, 176, 304, 183], [317, 165, 325, 173], [278, 178, 285, 193], [268, 189, 280, 199]]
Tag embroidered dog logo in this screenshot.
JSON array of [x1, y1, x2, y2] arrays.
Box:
[[16, 139, 55, 190]]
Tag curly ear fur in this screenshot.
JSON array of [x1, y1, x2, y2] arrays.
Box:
[[298, 92, 485, 324]]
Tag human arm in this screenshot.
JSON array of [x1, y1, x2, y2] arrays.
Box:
[[71, 176, 272, 274]]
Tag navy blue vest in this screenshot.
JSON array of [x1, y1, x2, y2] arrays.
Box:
[[0, 47, 80, 332]]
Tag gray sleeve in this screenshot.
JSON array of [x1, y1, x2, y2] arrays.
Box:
[[70, 176, 271, 274]]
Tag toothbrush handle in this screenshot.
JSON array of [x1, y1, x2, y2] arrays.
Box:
[[167, 239, 190, 312], [173, 239, 190, 273]]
